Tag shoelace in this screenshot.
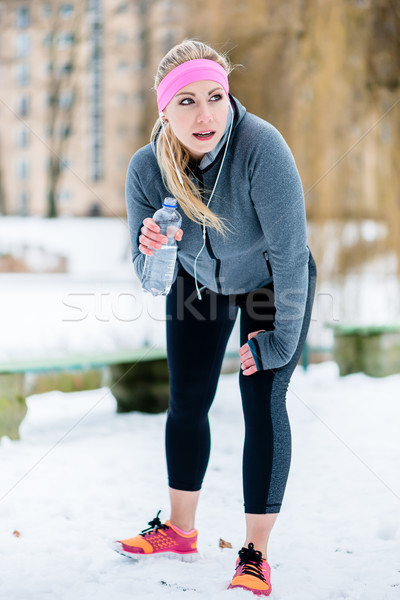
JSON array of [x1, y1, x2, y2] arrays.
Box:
[[237, 542, 266, 582], [140, 510, 169, 537]]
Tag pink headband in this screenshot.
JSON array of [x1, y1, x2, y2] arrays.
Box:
[[157, 59, 229, 114]]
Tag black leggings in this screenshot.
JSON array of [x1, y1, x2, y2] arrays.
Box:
[[165, 252, 317, 514]]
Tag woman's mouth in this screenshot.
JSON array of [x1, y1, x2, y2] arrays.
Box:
[[193, 131, 215, 141]]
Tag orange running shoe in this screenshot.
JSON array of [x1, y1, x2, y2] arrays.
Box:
[[112, 510, 198, 561], [228, 542, 271, 596]]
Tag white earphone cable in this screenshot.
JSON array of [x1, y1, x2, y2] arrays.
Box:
[[160, 102, 234, 300]]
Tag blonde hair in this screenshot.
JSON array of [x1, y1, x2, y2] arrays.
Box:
[[151, 40, 232, 235]]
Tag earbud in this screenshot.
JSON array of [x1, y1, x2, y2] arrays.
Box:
[[159, 112, 168, 128]]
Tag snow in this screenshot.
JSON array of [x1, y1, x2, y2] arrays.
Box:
[[0, 216, 131, 277], [307, 220, 400, 349], [1, 361, 400, 599], [0, 272, 174, 361], [2, 216, 400, 363], [1, 216, 400, 597], [0, 217, 241, 361]]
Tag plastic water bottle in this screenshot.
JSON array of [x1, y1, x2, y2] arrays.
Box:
[[142, 197, 182, 296]]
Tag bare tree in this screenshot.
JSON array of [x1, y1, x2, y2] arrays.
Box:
[[136, 0, 157, 142], [136, 0, 185, 143], [45, 2, 84, 218]]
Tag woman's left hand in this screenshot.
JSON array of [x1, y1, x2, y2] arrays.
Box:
[[239, 330, 265, 376]]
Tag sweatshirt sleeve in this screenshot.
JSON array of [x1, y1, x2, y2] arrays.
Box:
[[247, 124, 310, 370], [125, 152, 154, 282]]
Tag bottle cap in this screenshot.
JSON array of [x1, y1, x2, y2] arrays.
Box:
[[162, 197, 177, 208]]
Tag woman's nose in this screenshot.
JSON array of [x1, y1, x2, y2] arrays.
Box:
[[196, 103, 212, 122]]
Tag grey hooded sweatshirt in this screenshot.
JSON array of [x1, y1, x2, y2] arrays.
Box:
[[125, 95, 312, 371]]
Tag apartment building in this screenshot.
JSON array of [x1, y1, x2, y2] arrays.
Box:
[[0, 0, 183, 217]]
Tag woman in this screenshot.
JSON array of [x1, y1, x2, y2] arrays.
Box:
[[114, 40, 317, 597]]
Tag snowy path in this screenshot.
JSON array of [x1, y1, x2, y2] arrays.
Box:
[[0, 361, 399, 599]]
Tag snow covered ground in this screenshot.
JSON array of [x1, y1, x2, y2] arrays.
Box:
[[0, 361, 399, 600], [1, 216, 399, 598]]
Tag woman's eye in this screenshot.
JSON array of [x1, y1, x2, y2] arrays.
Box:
[[179, 94, 222, 105]]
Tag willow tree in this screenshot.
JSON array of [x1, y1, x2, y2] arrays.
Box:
[[177, 0, 400, 284]]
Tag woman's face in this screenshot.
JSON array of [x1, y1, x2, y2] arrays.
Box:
[[163, 79, 230, 161]]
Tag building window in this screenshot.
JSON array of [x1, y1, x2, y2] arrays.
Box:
[[62, 124, 72, 138], [59, 4, 74, 18], [16, 34, 31, 57], [17, 159, 29, 180], [92, 163, 102, 181], [43, 33, 53, 46], [116, 2, 128, 13], [17, 191, 29, 216], [17, 96, 29, 116], [60, 61, 73, 75], [17, 127, 30, 147], [133, 90, 145, 105], [59, 90, 74, 109], [42, 4, 51, 17], [91, 138, 103, 180], [117, 60, 128, 73], [16, 63, 30, 86], [57, 189, 72, 203], [133, 58, 146, 73], [115, 32, 128, 45], [57, 32, 75, 47], [16, 6, 30, 28], [60, 157, 71, 171], [87, 202, 102, 217]]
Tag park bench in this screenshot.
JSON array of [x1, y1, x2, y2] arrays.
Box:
[[0, 347, 169, 440], [328, 324, 400, 377], [0, 340, 329, 441]]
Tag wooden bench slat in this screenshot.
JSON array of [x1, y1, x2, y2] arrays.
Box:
[[0, 346, 167, 374]]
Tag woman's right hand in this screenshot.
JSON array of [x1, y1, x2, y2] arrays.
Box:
[[138, 217, 183, 256]]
